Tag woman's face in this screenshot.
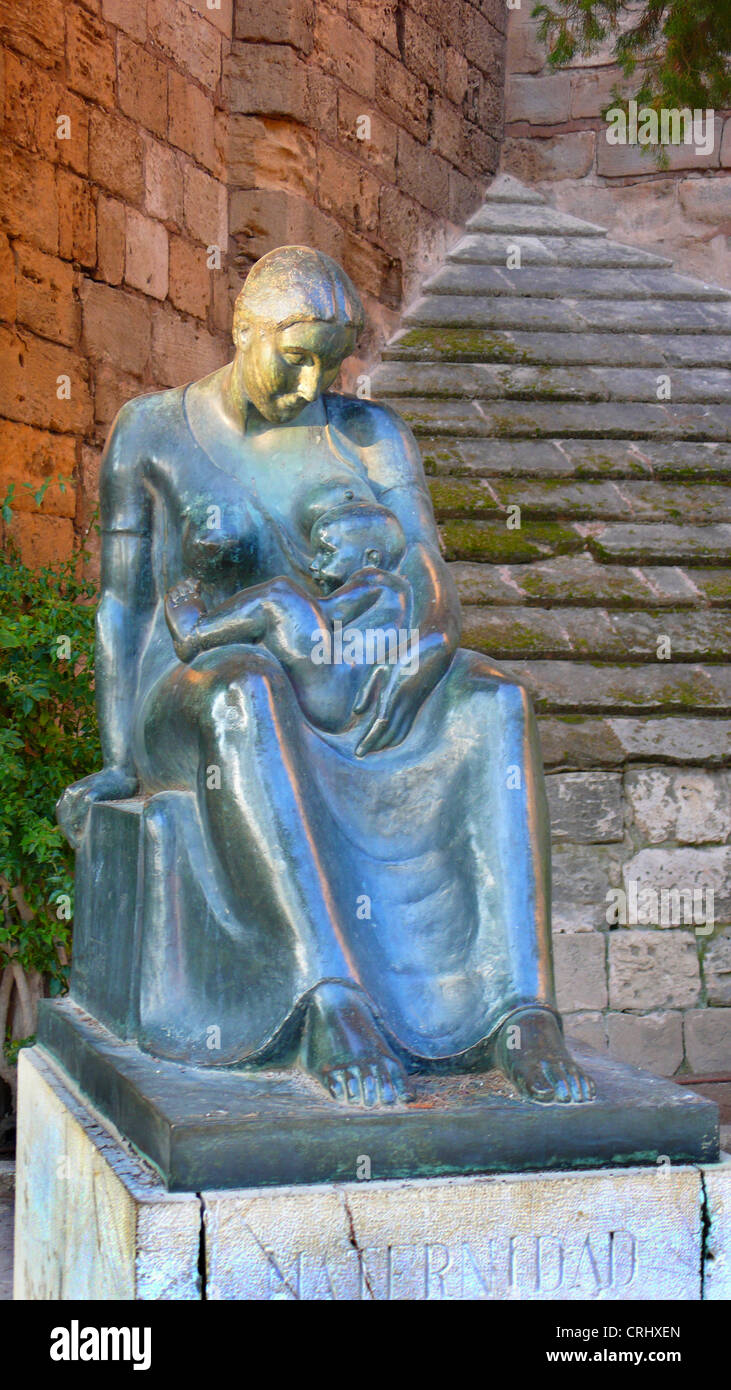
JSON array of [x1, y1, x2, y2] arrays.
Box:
[[236, 319, 354, 424]]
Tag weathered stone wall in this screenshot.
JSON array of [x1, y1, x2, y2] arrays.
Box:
[[1, 0, 506, 561], [1, 0, 232, 566], [227, 0, 506, 381], [549, 769, 731, 1077], [503, 4, 731, 289], [496, 9, 731, 1075], [497, 2, 731, 1073]]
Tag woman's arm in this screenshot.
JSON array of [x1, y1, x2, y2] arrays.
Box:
[[57, 401, 156, 846], [330, 399, 462, 754]]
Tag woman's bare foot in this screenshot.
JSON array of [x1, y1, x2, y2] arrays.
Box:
[[301, 981, 411, 1107], [494, 1008, 596, 1103], [164, 579, 207, 660]]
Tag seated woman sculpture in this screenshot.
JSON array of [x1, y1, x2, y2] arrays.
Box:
[[57, 245, 595, 1110]]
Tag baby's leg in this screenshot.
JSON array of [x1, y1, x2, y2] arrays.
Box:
[[188, 577, 318, 654], [262, 584, 356, 732]]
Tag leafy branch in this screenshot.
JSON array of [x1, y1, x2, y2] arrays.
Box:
[[0, 481, 100, 1098], [532, 0, 731, 112]]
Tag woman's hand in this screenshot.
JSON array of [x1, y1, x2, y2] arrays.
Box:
[[354, 633, 453, 756], [56, 767, 139, 850]]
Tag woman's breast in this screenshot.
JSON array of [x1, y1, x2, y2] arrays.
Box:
[[295, 477, 374, 535], [150, 417, 378, 595], [181, 502, 258, 582]]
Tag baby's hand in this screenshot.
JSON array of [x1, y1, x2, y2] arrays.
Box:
[[164, 579, 207, 660]]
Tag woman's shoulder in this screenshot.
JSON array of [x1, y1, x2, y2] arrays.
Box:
[[99, 386, 188, 528], [324, 391, 408, 444], [324, 391, 427, 493], [112, 384, 188, 445], [102, 385, 189, 482]]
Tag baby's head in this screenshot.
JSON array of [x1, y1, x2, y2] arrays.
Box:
[[310, 502, 406, 591]]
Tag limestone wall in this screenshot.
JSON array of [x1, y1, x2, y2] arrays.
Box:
[[497, 10, 731, 1075], [503, 4, 731, 289], [549, 769, 731, 1077]]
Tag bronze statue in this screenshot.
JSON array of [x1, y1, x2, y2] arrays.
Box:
[[57, 246, 595, 1110]]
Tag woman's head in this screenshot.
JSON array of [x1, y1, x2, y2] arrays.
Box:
[[232, 247, 365, 424]]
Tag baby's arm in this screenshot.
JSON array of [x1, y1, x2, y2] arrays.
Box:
[[164, 580, 209, 661], [164, 575, 314, 662], [322, 568, 412, 628]]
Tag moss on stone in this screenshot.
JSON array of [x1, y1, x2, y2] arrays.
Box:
[[440, 520, 582, 563], [393, 328, 531, 363], [429, 479, 497, 515], [694, 572, 731, 603]]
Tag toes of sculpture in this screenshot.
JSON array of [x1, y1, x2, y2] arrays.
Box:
[[302, 981, 411, 1108], [494, 1007, 596, 1105], [321, 1058, 410, 1108]]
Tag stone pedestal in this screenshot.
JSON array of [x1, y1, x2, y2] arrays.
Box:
[[36, 997, 719, 1190], [13, 1049, 200, 1300], [14, 1047, 731, 1301]]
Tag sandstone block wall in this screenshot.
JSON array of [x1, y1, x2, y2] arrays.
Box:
[[496, 8, 730, 1074], [1, 0, 506, 561], [226, 0, 506, 380], [503, 4, 731, 288], [1, 0, 234, 566]]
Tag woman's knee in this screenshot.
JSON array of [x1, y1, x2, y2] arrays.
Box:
[[194, 647, 291, 733], [461, 656, 533, 724]]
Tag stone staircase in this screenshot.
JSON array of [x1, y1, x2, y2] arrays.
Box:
[[370, 173, 731, 1076]]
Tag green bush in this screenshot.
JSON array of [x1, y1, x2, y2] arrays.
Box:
[[0, 483, 99, 995]]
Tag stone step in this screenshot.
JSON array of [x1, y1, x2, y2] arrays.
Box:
[[420, 437, 731, 479], [465, 203, 607, 236], [440, 520, 731, 565], [500, 661, 731, 714], [423, 264, 729, 302], [404, 295, 731, 334], [450, 556, 731, 608], [373, 363, 731, 403], [429, 477, 731, 522], [461, 606, 731, 660], [482, 173, 547, 205], [385, 328, 731, 369], [591, 523, 731, 563], [394, 398, 731, 440], [447, 233, 672, 270], [538, 716, 731, 768]]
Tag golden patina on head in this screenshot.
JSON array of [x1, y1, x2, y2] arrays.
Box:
[[231, 246, 365, 424]]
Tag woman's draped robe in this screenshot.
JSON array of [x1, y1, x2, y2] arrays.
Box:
[[97, 377, 557, 1066]]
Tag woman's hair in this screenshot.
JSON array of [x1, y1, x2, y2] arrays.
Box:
[[233, 246, 365, 340], [312, 502, 407, 571]]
